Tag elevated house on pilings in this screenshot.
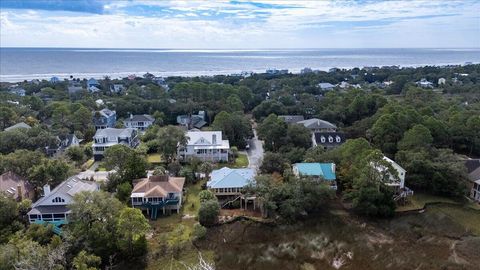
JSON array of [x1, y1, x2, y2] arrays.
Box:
[[130, 175, 185, 220], [207, 167, 257, 209]]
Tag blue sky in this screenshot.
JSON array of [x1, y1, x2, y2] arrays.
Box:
[[0, 0, 479, 48]]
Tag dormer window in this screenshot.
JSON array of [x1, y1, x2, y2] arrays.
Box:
[[328, 136, 333, 143], [336, 136, 341, 143], [52, 197, 65, 203], [320, 136, 326, 143]]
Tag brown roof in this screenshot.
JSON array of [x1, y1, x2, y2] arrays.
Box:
[[0, 171, 34, 200], [132, 175, 185, 198]]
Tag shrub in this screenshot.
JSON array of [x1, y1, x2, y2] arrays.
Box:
[[198, 200, 220, 227], [198, 190, 217, 203], [191, 223, 207, 241]]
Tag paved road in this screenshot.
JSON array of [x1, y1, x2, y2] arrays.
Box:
[[246, 127, 264, 172]]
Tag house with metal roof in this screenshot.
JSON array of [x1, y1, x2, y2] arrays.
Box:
[[93, 108, 116, 130], [278, 115, 305, 124], [293, 163, 337, 190], [131, 175, 185, 219], [4, 122, 31, 131], [27, 176, 98, 226], [318, 82, 336, 91], [178, 131, 230, 162], [92, 128, 139, 160], [124, 114, 155, 131], [207, 167, 256, 208], [87, 78, 99, 89]]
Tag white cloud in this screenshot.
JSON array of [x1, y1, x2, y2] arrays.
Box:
[[0, 0, 478, 48]]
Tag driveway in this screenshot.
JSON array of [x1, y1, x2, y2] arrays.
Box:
[[76, 162, 115, 182], [246, 127, 264, 172]]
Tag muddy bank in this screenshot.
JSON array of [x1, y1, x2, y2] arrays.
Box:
[[199, 204, 480, 270]]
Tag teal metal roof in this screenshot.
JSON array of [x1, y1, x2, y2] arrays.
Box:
[[294, 163, 336, 181]]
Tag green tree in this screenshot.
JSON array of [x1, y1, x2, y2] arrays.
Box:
[[198, 200, 220, 227], [0, 106, 17, 130], [72, 251, 101, 270], [257, 114, 287, 151], [198, 190, 217, 203], [116, 207, 150, 257], [116, 182, 132, 204], [397, 124, 433, 151], [260, 152, 289, 174], [157, 126, 187, 163], [225, 94, 244, 112]]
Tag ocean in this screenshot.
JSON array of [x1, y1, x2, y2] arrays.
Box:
[[1, 48, 479, 82]]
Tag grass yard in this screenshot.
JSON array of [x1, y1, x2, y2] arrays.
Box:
[[227, 153, 249, 168], [147, 153, 163, 164], [145, 179, 213, 269], [83, 158, 94, 170], [396, 193, 458, 212], [428, 204, 480, 236]]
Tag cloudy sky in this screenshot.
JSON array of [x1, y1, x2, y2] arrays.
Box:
[[0, 0, 479, 48]]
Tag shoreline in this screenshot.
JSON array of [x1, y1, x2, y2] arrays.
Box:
[[0, 61, 478, 83]]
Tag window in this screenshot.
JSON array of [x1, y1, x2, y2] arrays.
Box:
[[52, 197, 65, 203], [320, 136, 325, 143], [328, 136, 333, 143], [336, 136, 341, 143]]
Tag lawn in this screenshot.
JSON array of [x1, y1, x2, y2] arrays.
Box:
[[428, 204, 480, 236], [147, 153, 163, 164], [145, 179, 214, 269], [226, 153, 249, 168], [396, 193, 458, 212]]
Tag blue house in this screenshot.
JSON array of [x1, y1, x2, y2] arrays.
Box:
[[87, 78, 100, 89], [293, 163, 337, 190], [50, 76, 60, 84], [93, 108, 116, 130], [207, 167, 256, 208]]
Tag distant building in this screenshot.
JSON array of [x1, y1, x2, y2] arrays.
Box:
[[27, 177, 98, 224], [416, 78, 434, 88], [176, 111, 207, 129], [0, 171, 34, 201], [50, 77, 60, 84], [92, 108, 116, 130], [297, 118, 337, 133], [318, 82, 336, 91], [438, 78, 446, 85], [301, 67, 313, 74], [9, 87, 26, 96], [87, 78, 99, 89], [278, 115, 305, 124], [131, 175, 185, 219], [293, 163, 337, 190], [45, 134, 80, 157], [88, 85, 101, 93], [329, 67, 340, 73], [4, 122, 31, 132], [465, 159, 480, 203], [68, 80, 84, 94], [110, 84, 125, 93], [178, 131, 230, 162], [124, 114, 155, 131], [92, 128, 139, 160], [266, 69, 288, 75]]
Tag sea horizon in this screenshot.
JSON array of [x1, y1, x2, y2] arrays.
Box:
[[1, 47, 479, 82]]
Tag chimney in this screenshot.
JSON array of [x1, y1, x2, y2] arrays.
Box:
[[17, 184, 22, 201], [130, 113, 133, 120], [43, 184, 51, 196]]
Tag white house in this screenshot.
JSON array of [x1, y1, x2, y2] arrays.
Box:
[[110, 84, 125, 93], [318, 82, 335, 91], [130, 175, 185, 219], [465, 159, 480, 203], [124, 114, 155, 131], [92, 128, 139, 160], [372, 156, 413, 200], [27, 176, 98, 224], [416, 78, 434, 88], [178, 131, 230, 162], [438, 78, 446, 85]]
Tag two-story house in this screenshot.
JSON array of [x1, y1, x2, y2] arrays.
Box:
[[45, 134, 80, 156], [296, 118, 345, 149], [124, 114, 155, 132], [293, 163, 337, 190], [207, 167, 256, 208], [27, 177, 98, 228], [372, 156, 413, 200], [92, 128, 139, 160], [93, 108, 116, 130], [130, 175, 185, 219], [178, 131, 230, 162]]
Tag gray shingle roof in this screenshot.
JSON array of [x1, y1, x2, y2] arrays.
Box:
[[279, 115, 305, 124], [4, 122, 31, 131], [297, 118, 337, 130], [94, 128, 135, 138], [125, 114, 154, 122]]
